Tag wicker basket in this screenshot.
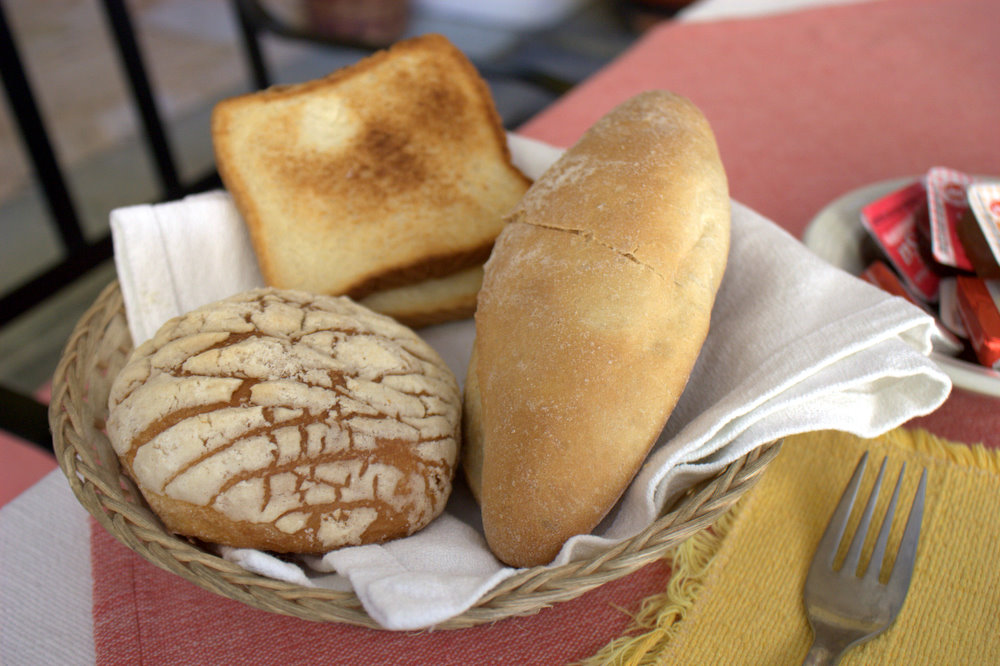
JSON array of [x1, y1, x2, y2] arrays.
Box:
[[49, 281, 780, 629]]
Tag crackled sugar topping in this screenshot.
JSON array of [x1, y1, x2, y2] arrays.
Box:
[[106, 288, 461, 553]]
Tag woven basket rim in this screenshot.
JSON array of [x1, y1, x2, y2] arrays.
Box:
[[49, 280, 780, 630]]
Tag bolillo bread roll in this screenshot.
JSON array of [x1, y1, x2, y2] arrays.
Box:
[[464, 90, 730, 567]]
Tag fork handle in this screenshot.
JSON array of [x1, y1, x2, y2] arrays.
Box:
[[802, 623, 858, 665]]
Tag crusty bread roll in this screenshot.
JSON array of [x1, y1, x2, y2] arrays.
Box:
[[106, 288, 461, 554], [465, 91, 730, 567], [212, 34, 530, 323]]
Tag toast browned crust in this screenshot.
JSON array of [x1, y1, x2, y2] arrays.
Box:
[[212, 34, 530, 307]]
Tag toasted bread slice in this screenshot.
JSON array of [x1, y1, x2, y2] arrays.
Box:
[[212, 33, 530, 302]]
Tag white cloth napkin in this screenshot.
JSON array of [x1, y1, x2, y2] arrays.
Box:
[[109, 133, 950, 630], [110, 189, 264, 345]]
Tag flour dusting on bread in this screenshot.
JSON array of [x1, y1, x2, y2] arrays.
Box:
[[467, 91, 730, 567], [107, 288, 461, 554]]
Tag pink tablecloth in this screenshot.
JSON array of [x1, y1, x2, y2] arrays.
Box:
[[0, 386, 55, 507], [0, 434, 56, 506], [521, 0, 1000, 239], [90, 523, 668, 665], [81, 0, 1000, 661]]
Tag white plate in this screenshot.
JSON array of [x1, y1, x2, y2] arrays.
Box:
[[803, 177, 1000, 398]]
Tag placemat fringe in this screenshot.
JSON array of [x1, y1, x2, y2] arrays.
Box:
[[580, 502, 738, 665], [898, 427, 997, 471], [581, 427, 998, 665]]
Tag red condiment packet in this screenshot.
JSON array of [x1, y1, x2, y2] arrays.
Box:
[[955, 276, 1000, 369], [860, 260, 925, 307], [860, 181, 940, 301], [860, 261, 963, 353], [926, 167, 975, 272], [967, 181, 1000, 276]]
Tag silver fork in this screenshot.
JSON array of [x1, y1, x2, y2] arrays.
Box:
[[801, 452, 927, 665]]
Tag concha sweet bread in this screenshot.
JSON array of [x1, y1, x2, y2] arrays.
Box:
[[106, 287, 461, 554]]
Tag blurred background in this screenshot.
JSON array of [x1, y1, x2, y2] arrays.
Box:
[[0, 0, 689, 450]]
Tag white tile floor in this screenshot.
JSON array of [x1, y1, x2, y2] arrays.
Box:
[[0, 0, 638, 395]]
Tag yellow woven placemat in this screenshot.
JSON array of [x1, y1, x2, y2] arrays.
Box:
[[584, 428, 1000, 665]]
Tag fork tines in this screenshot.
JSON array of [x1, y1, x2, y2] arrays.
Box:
[[802, 452, 928, 664], [818, 452, 927, 585]]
